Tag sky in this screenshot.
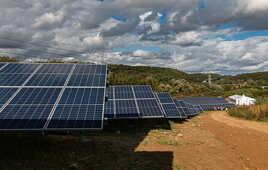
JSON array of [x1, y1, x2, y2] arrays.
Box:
[[1, 0, 268, 75]]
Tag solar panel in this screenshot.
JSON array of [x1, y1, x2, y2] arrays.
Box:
[[0, 88, 61, 130], [0, 88, 17, 108], [25, 74, 69, 86], [173, 99, 190, 117], [0, 63, 107, 131], [133, 86, 155, 99], [0, 105, 54, 129], [10, 88, 61, 105], [182, 97, 231, 111], [0, 63, 5, 69], [137, 99, 163, 118], [115, 100, 139, 118], [37, 64, 73, 74], [157, 93, 174, 103], [104, 85, 164, 119], [114, 86, 134, 99], [105, 87, 113, 99], [0, 74, 31, 86], [67, 74, 106, 87], [47, 104, 103, 129], [156, 93, 186, 118], [104, 100, 114, 118], [46, 88, 105, 129], [0, 63, 39, 73], [59, 88, 104, 105]]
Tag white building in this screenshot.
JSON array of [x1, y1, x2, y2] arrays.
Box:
[[228, 94, 256, 106]]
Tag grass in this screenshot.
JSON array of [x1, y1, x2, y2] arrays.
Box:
[[229, 103, 268, 121], [157, 140, 180, 146]]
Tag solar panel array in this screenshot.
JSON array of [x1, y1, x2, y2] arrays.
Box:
[[182, 97, 235, 111], [155, 93, 187, 118], [0, 62, 236, 131], [104, 86, 164, 119], [0, 63, 107, 131]]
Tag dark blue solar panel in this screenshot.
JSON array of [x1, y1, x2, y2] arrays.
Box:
[[47, 105, 103, 129], [183, 97, 228, 105], [0, 63, 39, 73], [37, 64, 73, 73], [162, 104, 183, 118], [0, 88, 17, 107], [0, 63, 5, 69], [137, 99, 163, 117], [59, 88, 104, 105], [104, 100, 114, 118], [115, 100, 139, 118], [114, 86, 134, 99], [0, 105, 54, 129], [10, 88, 61, 105], [133, 86, 155, 99], [73, 65, 106, 75], [67, 74, 106, 87], [156, 93, 173, 103], [106, 87, 113, 99], [26, 74, 68, 86], [0, 74, 31, 86]]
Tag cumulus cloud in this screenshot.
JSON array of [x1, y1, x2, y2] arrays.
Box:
[[33, 11, 65, 29], [0, 0, 268, 74], [168, 31, 203, 46], [133, 50, 151, 57]]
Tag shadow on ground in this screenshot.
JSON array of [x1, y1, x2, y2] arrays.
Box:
[[0, 119, 174, 170]]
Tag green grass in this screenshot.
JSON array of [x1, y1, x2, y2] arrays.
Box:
[[157, 140, 180, 146]]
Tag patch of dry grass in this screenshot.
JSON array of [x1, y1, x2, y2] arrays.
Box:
[[229, 103, 268, 121]]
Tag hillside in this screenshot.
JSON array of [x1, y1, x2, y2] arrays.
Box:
[[1, 56, 268, 98], [107, 64, 268, 98]]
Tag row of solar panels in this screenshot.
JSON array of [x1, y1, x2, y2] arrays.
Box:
[[0, 63, 235, 131], [104, 86, 202, 120], [0, 63, 107, 131], [0, 63, 106, 87]]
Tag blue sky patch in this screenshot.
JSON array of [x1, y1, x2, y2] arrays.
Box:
[[217, 30, 268, 41]]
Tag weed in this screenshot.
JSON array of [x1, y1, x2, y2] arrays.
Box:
[[157, 140, 179, 146]]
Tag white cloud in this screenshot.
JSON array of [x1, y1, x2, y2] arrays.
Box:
[[133, 50, 151, 57], [33, 11, 64, 29], [168, 31, 202, 46]]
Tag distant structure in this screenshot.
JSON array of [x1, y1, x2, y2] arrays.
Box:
[[262, 86, 268, 89], [208, 73, 212, 86], [228, 94, 256, 106]]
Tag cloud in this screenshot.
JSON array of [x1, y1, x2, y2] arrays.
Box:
[[33, 11, 64, 29], [133, 49, 151, 57], [167, 31, 203, 46], [1, 0, 268, 74]]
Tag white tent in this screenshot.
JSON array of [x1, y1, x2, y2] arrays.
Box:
[[229, 94, 256, 106]]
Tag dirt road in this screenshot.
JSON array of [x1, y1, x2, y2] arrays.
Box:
[[1, 111, 268, 170], [137, 111, 268, 170]]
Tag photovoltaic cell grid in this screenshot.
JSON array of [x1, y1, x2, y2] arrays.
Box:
[[68, 65, 106, 87], [156, 93, 187, 118], [182, 97, 233, 111], [0, 88, 17, 108], [0, 88, 61, 129], [104, 86, 164, 119], [25, 64, 73, 87], [173, 99, 191, 117], [0, 63, 107, 130], [0, 63, 5, 69]]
